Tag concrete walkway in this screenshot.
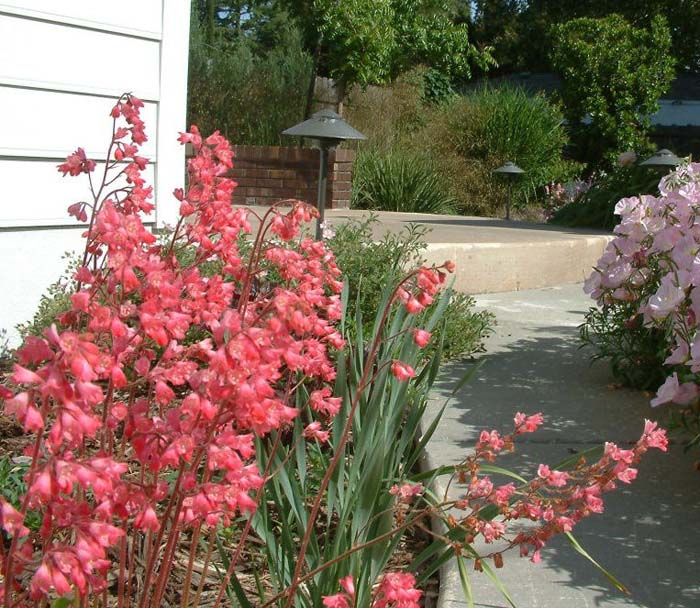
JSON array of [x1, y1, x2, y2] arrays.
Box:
[[423, 284, 700, 608]]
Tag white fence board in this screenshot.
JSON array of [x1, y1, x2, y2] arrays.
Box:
[[0, 14, 160, 99], [0, 160, 157, 227], [0, 1, 162, 37], [0, 88, 158, 160]]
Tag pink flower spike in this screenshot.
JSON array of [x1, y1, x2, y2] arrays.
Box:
[[639, 420, 668, 451], [412, 328, 432, 348], [67, 202, 88, 222], [391, 360, 416, 382], [304, 421, 330, 444], [537, 464, 569, 487], [339, 576, 355, 596]]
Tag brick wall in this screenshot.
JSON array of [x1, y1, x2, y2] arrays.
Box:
[[226, 145, 355, 209]]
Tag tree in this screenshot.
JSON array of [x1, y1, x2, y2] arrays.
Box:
[[523, 0, 700, 74], [283, 0, 494, 114], [470, 0, 525, 73], [550, 14, 675, 166]]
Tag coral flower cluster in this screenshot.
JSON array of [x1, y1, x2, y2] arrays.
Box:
[[439, 414, 667, 568], [0, 94, 355, 605]]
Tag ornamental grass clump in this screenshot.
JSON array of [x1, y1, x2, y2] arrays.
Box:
[[584, 162, 700, 448], [0, 94, 670, 608]]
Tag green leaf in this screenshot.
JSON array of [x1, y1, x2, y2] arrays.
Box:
[[565, 531, 630, 595], [456, 554, 476, 608], [214, 534, 256, 608]]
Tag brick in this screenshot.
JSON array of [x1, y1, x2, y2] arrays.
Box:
[[267, 169, 292, 179], [257, 178, 281, 188], [334, 148, 355, 162], [232, 160, 255, 169], [235, 177, 258, 187], [244, 168, 265, 179], [263, 147, 281, 160], [334, 171, 352, 182]]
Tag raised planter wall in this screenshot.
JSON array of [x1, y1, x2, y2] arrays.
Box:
[[227, 145, 355, 209]]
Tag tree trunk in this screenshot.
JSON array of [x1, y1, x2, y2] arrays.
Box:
[[206, 0, 216, 45], [299, 39, 322, 147]]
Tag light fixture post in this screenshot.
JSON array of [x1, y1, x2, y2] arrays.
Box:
[[282, 110, 366, 238], [493, 162, 525, 220]]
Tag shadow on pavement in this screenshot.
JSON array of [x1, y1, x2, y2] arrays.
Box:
[[427, 325, 700, 608]]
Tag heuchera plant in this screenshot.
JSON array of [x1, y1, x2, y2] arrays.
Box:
[[585, 163, 700, 445], [0, 94, 669, 608], [0, 94, 449, 607], [0, 93, 351, 605]]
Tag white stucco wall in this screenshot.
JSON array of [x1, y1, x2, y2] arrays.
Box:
[[0, 1, 191, 345]]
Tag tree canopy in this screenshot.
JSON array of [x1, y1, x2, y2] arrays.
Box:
[[471, 0, 698, 74], [550, 14, 675, 165]]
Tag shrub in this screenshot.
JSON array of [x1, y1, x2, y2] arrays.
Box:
[[15, 254, 76, 340], [584, 162, 700, 449], [352, 148, 457, 215], [344, 67, 430, 153], [550, 165, 660, 230], [415, 85, 580, 216], [551, 14, 675, 167], [328, 216, 493, 360]]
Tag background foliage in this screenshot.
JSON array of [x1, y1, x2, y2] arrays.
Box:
[[471, 0, 698, 75], [328, 217, 493, 362], [416, 85, 580, 216], [550, 15, 675, 166], [187, 10, 312, 146]]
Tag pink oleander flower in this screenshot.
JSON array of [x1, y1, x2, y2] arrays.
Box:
[[391, 360, 416, 381], [389, 482, 424, 502], [412, 328, 431, 348]]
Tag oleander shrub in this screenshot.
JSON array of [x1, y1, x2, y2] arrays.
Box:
[[584, 162, 700, 449], [551, 164, 661, 230]]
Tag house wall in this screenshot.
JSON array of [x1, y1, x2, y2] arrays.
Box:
[[0, 1, 191, 345]]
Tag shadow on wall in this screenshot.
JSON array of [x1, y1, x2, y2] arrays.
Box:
[[429, 325, 700, 608]]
